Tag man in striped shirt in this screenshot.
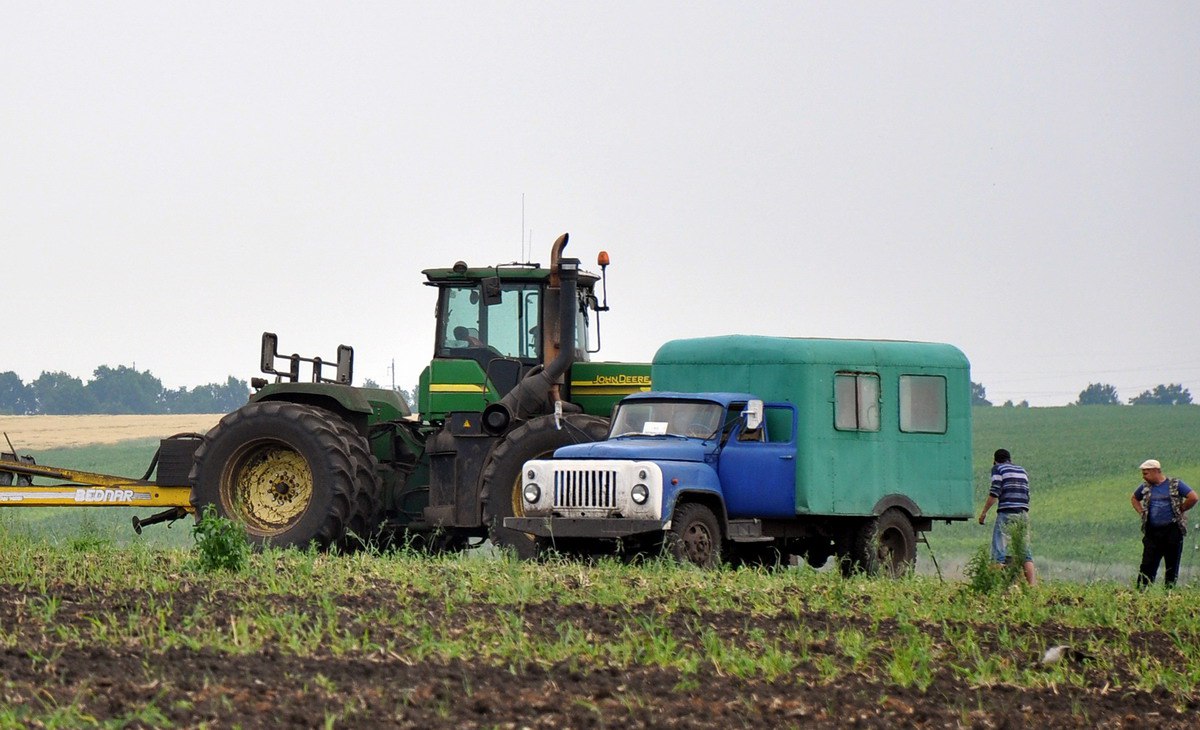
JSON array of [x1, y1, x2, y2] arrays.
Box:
[[978, 448, 1036, 585]]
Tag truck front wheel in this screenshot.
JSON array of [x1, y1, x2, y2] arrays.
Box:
[[666, 502, 722, 568]]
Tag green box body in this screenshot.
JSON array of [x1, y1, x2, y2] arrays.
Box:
[[652, 335, 973, 519]]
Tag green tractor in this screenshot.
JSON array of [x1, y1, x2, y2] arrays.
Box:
[[188, 234, 650, 554]]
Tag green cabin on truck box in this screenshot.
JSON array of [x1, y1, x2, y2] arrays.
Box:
[[655, 335, 973, 520], [507, 334, 973, 573]]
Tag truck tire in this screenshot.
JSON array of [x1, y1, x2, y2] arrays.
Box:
[[190, 401, 355, 550], [481, 413, 610, 559], [666, 502, 722, 568], [325, 417, 383, 553], [840, 508, 917, 577], [875, 507, 917, 576]]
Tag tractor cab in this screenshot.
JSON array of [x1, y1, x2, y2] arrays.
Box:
[[418, 256, 600, 422]]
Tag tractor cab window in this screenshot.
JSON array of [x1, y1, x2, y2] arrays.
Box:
[[437, 283, 542, 363]]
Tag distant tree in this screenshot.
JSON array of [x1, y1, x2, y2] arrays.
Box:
[[1128, 383, 1193, 406], [361, 378, 380, 389], [1076, 383, 1120, 406], [970, 381, 992, 407], [86, 365, 165, 414], [0, 371, 30, 415], [397, 385, 418, 412], [1002, 400, 1014, 408], [163, 377, 250, 414], [1018, 400, 1030, 408], [28, 371, 96, 415]]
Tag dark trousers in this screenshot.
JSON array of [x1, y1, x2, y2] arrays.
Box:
[[1138, 523, 1185, 588]]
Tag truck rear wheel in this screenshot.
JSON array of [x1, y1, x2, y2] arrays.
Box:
[[190, 402, 355, 550], [841, 508, 917, 577], [481, 413, 610, 559], [666, 502, 721, 568]]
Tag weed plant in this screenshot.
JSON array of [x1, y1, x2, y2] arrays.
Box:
[[191, 505, 250, 572]]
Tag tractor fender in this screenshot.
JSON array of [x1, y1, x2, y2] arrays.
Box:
[[250, 382, 384, 435]]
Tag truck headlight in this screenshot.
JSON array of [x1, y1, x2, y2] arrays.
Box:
[[523, 483, 541, 504], [631, 483, 649, 505]]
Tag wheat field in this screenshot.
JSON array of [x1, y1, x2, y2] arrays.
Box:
[[0, 414, 221, 450]]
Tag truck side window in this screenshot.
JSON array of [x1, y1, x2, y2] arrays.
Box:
[[899, 375, 947, 433], [834, 373, 880, 431]]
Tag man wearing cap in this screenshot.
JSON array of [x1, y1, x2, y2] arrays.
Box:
[[1131, 459, 1197, 588], [978, 448, 1036, 585]]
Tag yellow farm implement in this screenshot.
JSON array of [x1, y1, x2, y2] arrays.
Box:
[[0, 435, 200, 533]]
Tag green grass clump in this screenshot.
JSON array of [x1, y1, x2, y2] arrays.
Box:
[[191, 505, 250, 572]]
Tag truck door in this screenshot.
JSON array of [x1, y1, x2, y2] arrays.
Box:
[[718, 403, 798, 518]]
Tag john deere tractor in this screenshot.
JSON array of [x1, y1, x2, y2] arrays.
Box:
[[188, 234, 650, 554]]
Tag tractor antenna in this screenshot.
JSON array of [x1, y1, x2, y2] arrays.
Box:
[[521, 194, 526, 262]]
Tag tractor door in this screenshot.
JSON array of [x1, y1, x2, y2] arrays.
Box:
[[427, 282, 543, 416], [717, 403, 798, 519]]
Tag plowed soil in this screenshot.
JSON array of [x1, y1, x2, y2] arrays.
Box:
[[1, 582, 1194, 729]]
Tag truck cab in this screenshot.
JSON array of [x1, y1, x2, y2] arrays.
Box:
[[510, 392, 799, 566]]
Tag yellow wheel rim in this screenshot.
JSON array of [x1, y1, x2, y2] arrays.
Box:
[[222, 441, 313, 534]]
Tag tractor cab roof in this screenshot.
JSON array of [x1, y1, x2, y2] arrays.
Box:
[[423, 261, 599, 287]]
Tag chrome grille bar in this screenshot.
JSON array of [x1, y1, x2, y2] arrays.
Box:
[[553, 468, 618, 509]]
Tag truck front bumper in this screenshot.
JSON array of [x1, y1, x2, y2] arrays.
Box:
[[504, 517, 664, 539]]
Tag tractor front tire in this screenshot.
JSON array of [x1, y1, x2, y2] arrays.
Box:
[[190, 402, 356, 550], [481, 413, 610, 559]]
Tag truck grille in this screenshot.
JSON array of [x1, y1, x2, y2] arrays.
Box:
[[553, 468, 618, 510]]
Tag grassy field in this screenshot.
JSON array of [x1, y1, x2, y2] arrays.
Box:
[[1, 535, 1198, 726], [3, 408, 1200, 726], [5, 406, 1200, 582], [934, 405, 1200, 584]]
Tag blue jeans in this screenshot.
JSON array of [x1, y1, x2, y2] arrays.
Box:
[[991, 511, 1033, 563]]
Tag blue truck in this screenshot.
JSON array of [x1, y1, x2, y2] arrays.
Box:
[[504, 335, 974, 573]]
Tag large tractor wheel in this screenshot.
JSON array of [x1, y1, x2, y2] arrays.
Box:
[[190, 401, 357, 550], [481, 413, 610, 559], [839, 508, 917, 577], [666, 502, 722, 568], [324, 417, 383, 553]]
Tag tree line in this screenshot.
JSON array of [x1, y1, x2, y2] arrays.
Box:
[[0, 366, 250, 415], [972, 381, 1194, 407]]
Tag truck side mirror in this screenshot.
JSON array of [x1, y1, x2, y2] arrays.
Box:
[[744, 400, 764, 431]]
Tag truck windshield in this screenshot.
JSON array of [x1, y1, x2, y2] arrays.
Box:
[[610, 400, 725, 439]]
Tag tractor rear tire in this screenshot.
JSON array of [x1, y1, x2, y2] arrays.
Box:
[[481, 413, 610, 559], [190, 401, 356, 550], [324, 417, 383, 553]]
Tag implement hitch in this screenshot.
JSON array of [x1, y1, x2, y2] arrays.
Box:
[[0, 435, 199, 534]]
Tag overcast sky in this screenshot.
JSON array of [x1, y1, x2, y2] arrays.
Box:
[[3, 2, 1197, 407]]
